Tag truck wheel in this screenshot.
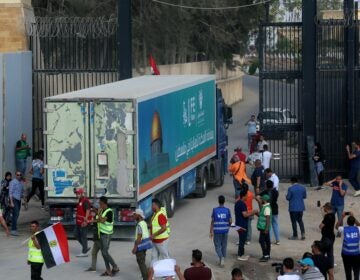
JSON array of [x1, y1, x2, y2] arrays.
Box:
[[197, 171, 208, 198], [166, 188, 176, 218]]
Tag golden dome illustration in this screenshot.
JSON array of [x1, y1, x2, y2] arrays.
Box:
[[151, 111, 162, 143]]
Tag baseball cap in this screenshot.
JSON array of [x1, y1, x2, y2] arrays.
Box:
[[134, 208, 145, 219], [261, 194, 270, 201], [298, 258, 314, 267], [75, 188, 85, 194]]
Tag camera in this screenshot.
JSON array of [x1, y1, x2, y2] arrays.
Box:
[[272, 263, 284, 275], [345, 211, 351, 215]]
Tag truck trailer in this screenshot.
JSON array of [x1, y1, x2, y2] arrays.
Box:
[[44, 75, 232, 238]]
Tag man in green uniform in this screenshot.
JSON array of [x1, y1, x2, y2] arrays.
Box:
[[257, 194, 272, 262], [15, 133, 31, 179]]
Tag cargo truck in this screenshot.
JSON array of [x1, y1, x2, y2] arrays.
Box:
[[44, 75, 232, 238]]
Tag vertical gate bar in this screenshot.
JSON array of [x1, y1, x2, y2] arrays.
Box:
[[344, 0, 355, 144], [259, 23, 264, 116], [302, 0, 317, 183]]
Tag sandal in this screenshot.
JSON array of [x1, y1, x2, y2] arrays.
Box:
[[100, 271, 112, 277]]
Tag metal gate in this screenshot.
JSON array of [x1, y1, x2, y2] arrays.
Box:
[[259, 0, 360, 180], [27, 18, 118, 151], [259, 22, 303, 179]]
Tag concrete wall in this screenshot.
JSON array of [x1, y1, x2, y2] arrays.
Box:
[[0, 0, 34, 52], [137, 61, 244, 106], [0, 52, 32, 174]]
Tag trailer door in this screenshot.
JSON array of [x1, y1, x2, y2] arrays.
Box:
[[90, 101, 135, 198], [45, 102, 90, 197]]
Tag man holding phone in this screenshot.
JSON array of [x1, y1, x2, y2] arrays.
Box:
[[324, 176, 347, 222]]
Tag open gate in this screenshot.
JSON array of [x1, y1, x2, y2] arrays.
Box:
[[259, 22, 303, 179], [259, 0, 360, 181]]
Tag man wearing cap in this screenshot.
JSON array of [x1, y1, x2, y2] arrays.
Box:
[[298, 258, 325, 280], [132, 208, 152, 280], [257, 194, 271, 262], [229, 155, 251, 199], [150, 198, 170, 262], [75, 188, 91, 257]]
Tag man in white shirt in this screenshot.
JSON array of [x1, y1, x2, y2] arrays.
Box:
[[277, 257, 302, 280], [265, 168, 279, 191], [257, 135, 268, 152], [261, 145, 272, 170]]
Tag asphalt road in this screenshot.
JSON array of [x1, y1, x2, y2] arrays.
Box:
[[0, 75, 354, 280]]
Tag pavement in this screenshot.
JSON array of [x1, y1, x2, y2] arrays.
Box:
[[0, 75, 356, 279]]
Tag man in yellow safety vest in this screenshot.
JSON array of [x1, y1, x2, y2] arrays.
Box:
[[27, 220, 44, 280], [132, 208, 152, 280], [96, 196, 119, 277], [150, 198, 170, 262]]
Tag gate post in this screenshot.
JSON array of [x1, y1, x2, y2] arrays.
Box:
[[117, 0, 132, 80], [302, 0, 317, 183], [344, 0, 355, 144]]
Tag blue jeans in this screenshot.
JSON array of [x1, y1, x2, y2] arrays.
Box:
[[349, 167, 360, 191], [269, 215, 280, 242], [11, 198, 21, 231], [213, 233, 228, 259], [15, 158, 27, 177], [233, 179, 241, 198], [332, 204, 344, 221]]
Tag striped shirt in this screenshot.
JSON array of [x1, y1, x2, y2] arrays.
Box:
[[9, 179, 23, 201], [303, 267, 325, 280]]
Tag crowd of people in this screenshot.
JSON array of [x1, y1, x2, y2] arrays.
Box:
[[2, 125, 360, 280]]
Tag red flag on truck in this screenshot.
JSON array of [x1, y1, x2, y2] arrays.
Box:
[[149, 55, 160, 75], [36, 222, 70, 268]]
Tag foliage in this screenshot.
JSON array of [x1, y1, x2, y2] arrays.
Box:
[[31, 0, 265, 69]]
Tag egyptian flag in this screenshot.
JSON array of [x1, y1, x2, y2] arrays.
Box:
[[36, 223, 70, 268], [149, 55, 160, 75]]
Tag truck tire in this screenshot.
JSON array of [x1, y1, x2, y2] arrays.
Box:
[[166, 188, 176, 218], [197, 170, 208, 198]]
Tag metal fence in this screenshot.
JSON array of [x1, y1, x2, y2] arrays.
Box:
[[259, 0, 360, 180], [259, 22, 303, 179], [28, 17, 118, 151]]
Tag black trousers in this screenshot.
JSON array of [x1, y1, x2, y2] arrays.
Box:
[[342, 254, 360, 280], [259, 230, 271, 257], [30, 262, 43, 280], [289, 211, 305, 237], [28, 178, 45, 206]]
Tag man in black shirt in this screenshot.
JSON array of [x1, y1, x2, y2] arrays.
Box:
[[311, 241, 334, 280], [251, 159, 265, 195], [319, 202, 335, 265]]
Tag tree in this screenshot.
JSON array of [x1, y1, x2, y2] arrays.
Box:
[[31, 0, 265, 69]]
